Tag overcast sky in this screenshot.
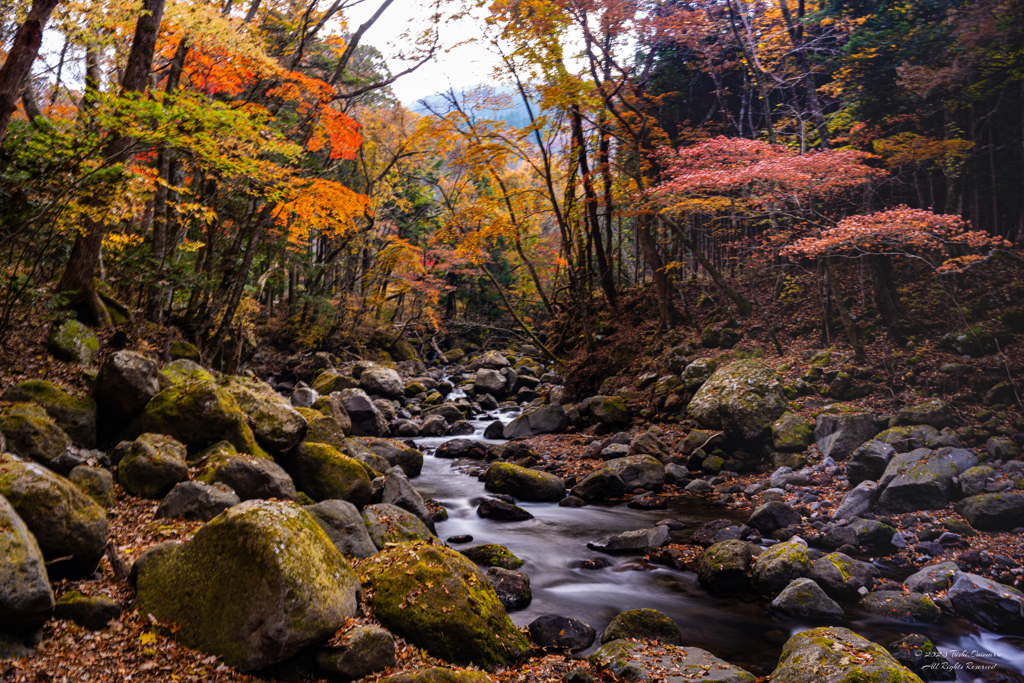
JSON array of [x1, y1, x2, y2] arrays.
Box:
[[343, 0, 500, 105]]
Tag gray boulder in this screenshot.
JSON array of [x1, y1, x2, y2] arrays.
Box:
[[687, 360, 788, 440], [572, 455, 664, 503], [528, 615, 595, 650], [474, 369, 507, 398], [485, 462, 565, 502], [196, 450, 297, 501], [467, 350, 510, 371], [117, 433, 189, 499], [809, 553, 874, 601], [0, 460, 108, 579], [0, 403, 78, 474], [771, 627, 922, 683], [905, 562, 959, 594], [627, 432, 674, 462], [697, 540, 754, 594], [315, 625, 396, 679], [833, 480, 880, 521], [155, 481, 239, 522], [53, 590, 121, 631], [0, 494, 54, 629], [338, 389, 389, 437], [68, 465, 115, 508], [954, 493, 1024, 531], [48, 319, 99, 365], [486, 566, 531, 609], [134, 500, 360, 670], [876, 425, 940, 452], [850, 518, 897, 548], [587, 527, 670, 554], [748, 501, 802, 534], [860, 591, 942, 622], [502, 404, 567, 438], [222, 377, 308, 452], [772, 412, 814, 452], [770, 578, 843, 620], [750, 541, 811, 595], [360, 367, 404, 399], [947, 571, 1024, 633], [382, 466, 434, 532], [589, 396, 632, 427], [94, 351, 162, 422], [286, 442, 372, 506], [958, 466, 995, 498], [305, 499, 378, 559], [590, 640, 754, 683], [362, 503, 433, 548], [893, 399, 954, 429], [875, 449, 957, 515], [814, 411, 879, 461], [846, 440, 895, 486]]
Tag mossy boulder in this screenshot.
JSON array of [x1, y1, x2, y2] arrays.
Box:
[[485, 462, 565, 502], [860, 591, 942, 622], [814, 411, 879, 461], [378, 669, 493, 683], [2, 381, 97, 448], [117, 433, 189, 500], [338, 388, 389, 437], [47, 319, 99, 365], [0, 493, 54, 629], [459, 544, 524, 570], [591, 640, 755, 683], [572, 455, 664, 503], [362, 503, 433, 548], [363, 541, 531, 670], [772, 627, 923, 683], [160, 359, 215, 385], [697, 540, 754, 594], [589, 396, 631, 427], [303, 410, 352, 450], [893, 400, 954, 430], [0, 403, 76, 474], [750, 541, 811, 595], [168, 340, 201, 362], [0, 461, 108, 579], [904, 562, 959, 594], [221, 376, 308, 452], [68, 465, 115, 508], [809, 552, 874, 602], [315, 624, 396, 678], [876, 449, 957, 515], [133, 500, 359, 671], [687, 360, 788, 440], [954, 493, 1024, 531], [770, 578, 843, 620], [285, 442, 372, 507], [311, 370, 359, 395], [940, 323, 1013, 357], [600, 608, 682, 645], [361, 438, 423, 478], [876, 425, 940, 453], [772, 413, 814, 452], [195, 451, 297, 501], [133, 380, 265, 457], [53, 590, 121, 631]]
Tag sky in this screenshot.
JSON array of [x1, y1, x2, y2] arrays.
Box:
[[343, 0, 502, 106]]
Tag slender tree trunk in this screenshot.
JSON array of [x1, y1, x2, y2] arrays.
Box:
[[823, 257, 864, 361], [778, 0, 830, 149], [570, 104, 617, 308], [0, 0, 60, 145], [664, 217, 752, 316]]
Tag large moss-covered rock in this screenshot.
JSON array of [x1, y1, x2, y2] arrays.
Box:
[[362, 438, 423, 478], [750, 541, 811, 595], [687, 360, 788, 440], [53, 590, 121, 631], [954, 493, 1024, 531], [860, 591, 942, 622], [195, 451, 297, 501], [459, 544, 523, 570], [134, 500, 359, 671], [160, 359, 215, 385], [809, 552, 874, 602], [940, 323, 1013, 358], [772, 627, 923, 683], [589, 396, 631, 427], [485, 462, 565, 502], [117, 433, 189, 500], [772, 413, 814, 452], [311, 394, 353, 437], [286, 442, 372, 507], [311, 370, 359, 395], [770, 578, 843, 620], [362, 503, 433, 548], [168, 340, 201, 362], [2, 381, 97, 448], [363, 541, 531, 670], [133, 380, 265, 457], [0, 461, 108, 578], [68, 465, 115, 509], [0, 494, 54, 629], [0, 403, 76, 474], [876, 449, 957, 515], [221, 376, 307, 452], [502, 405, 567, 438], [590, 640, 755, 683], [698, 540, 754, 594], [48, 319, 99, 365], [600, 608, 682, 645]]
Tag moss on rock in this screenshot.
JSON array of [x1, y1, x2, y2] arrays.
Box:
[[0, 403, 74, 473], [772, 627, 923, 683], [286, 442, 372, 507], [2, 381, 97, 448], [47, 319, 99, 365], [117, 433, 189, 500], [220, 376, 308, 452], [459, 544, 524, 570], [484, 463, 565, 502], [160, 359, 215, 385], [362, 503, 433, 548], [363, 541, 531, 670], [600, 608, 682, 645], [168, 340, 201, 362]]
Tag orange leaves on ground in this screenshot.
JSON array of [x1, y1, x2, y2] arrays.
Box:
[[273, 178, 369, 246]]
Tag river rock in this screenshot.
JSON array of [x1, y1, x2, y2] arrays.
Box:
[[315, 624, 396, 678], [360, 367, 404, 399], [876, 425, 940, 453], [886, 634, 954, 682], [48, 319, 99, 365], [0, 403, 78, 474], [947, 571, 1024, 633], [382, 466, 434, 531], [477, 497, 533, 521], [697, 540, 754, 594], [771, 627, 922, 683], [362, 503, 433, 548], [68, 465, 114, 508], [809, 553, 874, 601], [687, 360, 788, 440], [459, 544, 523, 570], [833, 480, 880, 521], [467, 350, 510, 371], [2, 381, 97, 448], [876, 449, 957, 514], [117, 433, 189, 499], [485, 462, 565, 502], [53, 590, 121, 631], [0, 493, 54, 629], [363, 541, 531, 670], [860, 591, 942, 622], [502, 404, 567, 438], [528, 615, 595, 650], [601, 608, 682, 645], [222, 377, 308, 452], [134, 380, 264, 456], [893, 399, 954, 430], [814, 411, 879, 461], [337, 388, 389, 437], [905, 562, 959, 594], [134, 500, 359, 670], [364, 440, 423, 478], [305, 499, 378, 559], [589, 396, 631, 427], [954, 493, 1024, 531], [435, 438, 487, 459], [772, 412, 814, 452], [771, 578, 843, 620], [311, 370, 359, 395], [748, 501, 802, 534], [0, 460, 107, 579], [587, 527, 670, 554], [473, 369, 506, 398], [195, 449, 296, 501], [590, 640, 755, 683], [750, 541, 811, 595], [486, 566, 531, 609], [846, 440, 895, 486], [285, 442, 371, 507], [155, 481, 239, 522], [94, 351, 162, 426]]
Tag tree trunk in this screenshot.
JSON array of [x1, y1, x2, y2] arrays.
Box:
[[823, 257, 864, 362], [570, 104, 617, 307], [664, 217, 752, 316], [0, 0, 60, 145], [778, 0, 829, 149]]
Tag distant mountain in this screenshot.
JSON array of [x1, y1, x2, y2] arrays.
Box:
[[411, 86, 535, 128]]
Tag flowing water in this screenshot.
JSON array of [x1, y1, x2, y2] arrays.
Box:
[[409, 399, 1024, 679]]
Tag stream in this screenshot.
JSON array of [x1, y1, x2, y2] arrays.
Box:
[[407, 397, 1024, 679]]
